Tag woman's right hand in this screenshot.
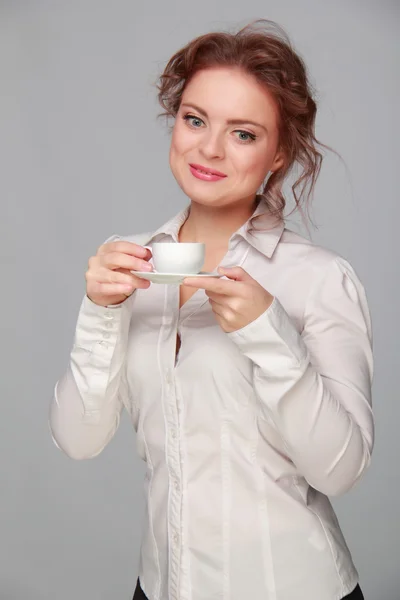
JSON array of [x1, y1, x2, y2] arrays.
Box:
[[85, 240, 153, 307]]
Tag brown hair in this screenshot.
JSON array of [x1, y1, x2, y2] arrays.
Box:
[[155, 19, 336, 227]]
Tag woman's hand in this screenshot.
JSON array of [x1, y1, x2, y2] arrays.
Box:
[[183, 266, 274, 332], [86, 241, 153, 306]]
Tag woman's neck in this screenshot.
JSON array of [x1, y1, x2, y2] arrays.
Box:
[[178, 196, 259, 247]]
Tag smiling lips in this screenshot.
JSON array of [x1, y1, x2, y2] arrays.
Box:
[[190, 163, 227, 177], [189, 163, 228, 181]]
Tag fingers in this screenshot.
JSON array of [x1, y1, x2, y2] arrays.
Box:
[[218, 266, 251, 281], [92, 251, 152, 273], [183, 277, 244, 296], [204, 291, 226, 301], [86, 271, 150, 295], [207, 294, 241, 315], [91, 278, 150, 297], [98, 241, 152, 259], [86, 242, 153, 306], [86, 266, 147, 287], [208, 300, 227, 319]]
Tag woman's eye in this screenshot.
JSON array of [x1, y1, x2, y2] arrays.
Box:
[[182, 114, 256, 143], [234, 131, 256, 143], [183, 115, 204, 128]]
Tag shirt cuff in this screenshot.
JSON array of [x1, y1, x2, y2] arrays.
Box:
[[73, 293, 130, 356], [84, 294, 125, 310]]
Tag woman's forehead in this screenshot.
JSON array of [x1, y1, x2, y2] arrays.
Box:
[[181, 68, 280, 126]]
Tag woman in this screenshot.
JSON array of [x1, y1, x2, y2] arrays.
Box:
[[50, 19, 372, 600]]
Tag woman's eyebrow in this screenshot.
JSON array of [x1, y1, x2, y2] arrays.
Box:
[[181, 102, 268, 132]]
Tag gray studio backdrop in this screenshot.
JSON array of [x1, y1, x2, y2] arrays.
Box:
[[1, 1, 398, 599]]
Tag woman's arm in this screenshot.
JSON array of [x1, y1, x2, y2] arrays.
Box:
[[227, 256, 374, 496], [49, 293, 133, 460]]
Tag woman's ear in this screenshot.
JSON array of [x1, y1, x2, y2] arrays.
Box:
[[271, 150, 285, 173]]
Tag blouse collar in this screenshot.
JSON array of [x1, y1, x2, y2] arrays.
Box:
[[146, 196, 285, 259]]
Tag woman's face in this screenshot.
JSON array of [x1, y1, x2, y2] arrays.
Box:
[[169, 67, 284, 209]]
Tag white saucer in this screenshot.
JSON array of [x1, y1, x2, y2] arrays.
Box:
[[131, 271, 222, 285]]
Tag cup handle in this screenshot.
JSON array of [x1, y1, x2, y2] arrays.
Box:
[[143, 245, 156, 272]]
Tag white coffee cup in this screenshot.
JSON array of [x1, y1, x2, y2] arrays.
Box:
[[149, 242, 205, 274]]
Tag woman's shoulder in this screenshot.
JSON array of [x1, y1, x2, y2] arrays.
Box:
[[278, 226, 368, 299], [279, 228, 371, 328], [280, 226, 356, 273]]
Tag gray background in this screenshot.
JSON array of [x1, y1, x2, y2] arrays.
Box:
[[1, 1, 398, 598]]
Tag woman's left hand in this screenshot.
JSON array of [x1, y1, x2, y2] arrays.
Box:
[[183, 266, 274, 333]]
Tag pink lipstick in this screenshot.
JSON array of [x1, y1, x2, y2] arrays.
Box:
[[189, 163, 227, 182]]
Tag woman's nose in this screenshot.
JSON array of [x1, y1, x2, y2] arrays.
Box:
[[199, 132, 225, 159]]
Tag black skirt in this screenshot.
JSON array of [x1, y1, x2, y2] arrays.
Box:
[[132, 578, 364, 599]]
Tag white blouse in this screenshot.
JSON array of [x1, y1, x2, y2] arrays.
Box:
[[49, 198, 374, 600]]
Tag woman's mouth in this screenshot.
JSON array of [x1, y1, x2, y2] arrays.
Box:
[[189, 163, 227, 182]]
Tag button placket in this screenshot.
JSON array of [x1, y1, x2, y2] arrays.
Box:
[[165, 370, 183, 600], [160, 284, 184, 600]]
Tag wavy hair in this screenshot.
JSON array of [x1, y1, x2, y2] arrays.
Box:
[[155, 19, 335, 226]]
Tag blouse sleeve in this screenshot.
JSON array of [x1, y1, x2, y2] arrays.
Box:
[[48, 235, 135, 460], [226, 256, 374, 497]]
